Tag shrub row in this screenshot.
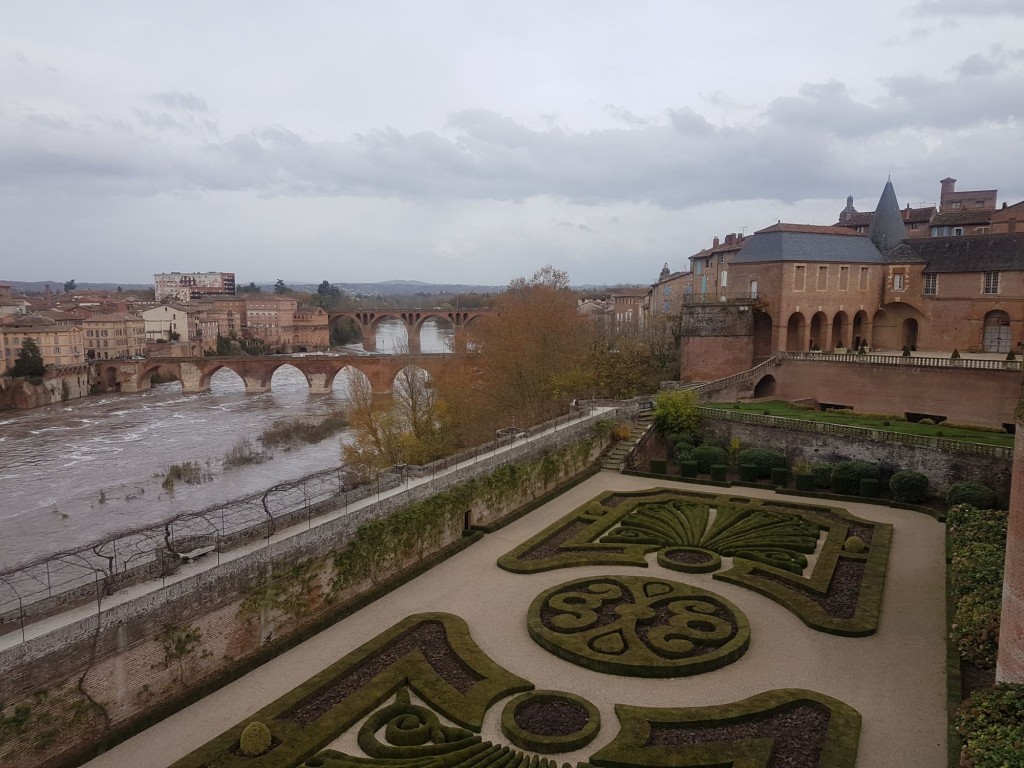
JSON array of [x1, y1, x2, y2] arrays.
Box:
[[948, 503, 1008, 668], [956, 684, 1024, 768]]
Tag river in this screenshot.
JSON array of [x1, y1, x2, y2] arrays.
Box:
[[0, 318, 453, 571]]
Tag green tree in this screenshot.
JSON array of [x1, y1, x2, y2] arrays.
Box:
[[238, 282, 262, 294], [652, 389, 700, 438], [316, 280, 345, 308], [63, 279, 76, 293], [11, 338, 46, 377], [274, 279, 288, 294]]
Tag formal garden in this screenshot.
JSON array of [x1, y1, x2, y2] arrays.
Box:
[[79, 389, 1019, 768]]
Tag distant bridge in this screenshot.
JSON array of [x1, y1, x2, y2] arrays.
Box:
[[327, 308, 492, 352], [97, 354, 464, 396]]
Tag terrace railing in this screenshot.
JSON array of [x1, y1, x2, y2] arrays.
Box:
[[780, 351, 1022, 371]]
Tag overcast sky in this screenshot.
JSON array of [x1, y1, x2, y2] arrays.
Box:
[[2, 1, 1023, 287]]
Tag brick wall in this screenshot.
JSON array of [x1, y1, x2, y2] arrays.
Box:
[[770, 359, 1018, 427], [0, 414, 615, 768], [998, 397, 1024, 682]]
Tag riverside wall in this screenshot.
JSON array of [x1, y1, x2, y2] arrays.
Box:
[[0, 409, 624, 768]]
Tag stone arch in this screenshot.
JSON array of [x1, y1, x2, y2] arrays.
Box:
[[831, 311, 850, 350], [786, 312, 806, 352], [415, 315, 456, 354], [852, 310, 870, 350], [96, 364, 122, 392], [809, 312, 827, 351], [198, 363, 245, 392], [333, 365, 374, 400], [874, 303, 925, 352], [753, 374, 776, 398], [753, 310, 773, 359], [374, 316, 411, 354], [901, 318, 919, 351], [269, 362, 310, 392], [329, 315, 362, 348], [983, 310, 1012, 353], [138, 364, 182, 391]]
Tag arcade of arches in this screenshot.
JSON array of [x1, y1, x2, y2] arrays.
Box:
[[778, 304, 925, 352]]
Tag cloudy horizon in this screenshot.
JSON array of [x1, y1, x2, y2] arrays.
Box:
[[2, 1, 1023, 286]]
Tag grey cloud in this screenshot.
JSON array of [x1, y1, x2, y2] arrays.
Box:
[[148, 90, 209, 113], [957, 53, 1001, 78], [13, 51, 27, 64], [603, 104, 650, 126], [914, 0, 1024, 16]]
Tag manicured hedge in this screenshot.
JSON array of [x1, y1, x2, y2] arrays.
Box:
[[829, 461, 878, 495], [735, 448, 787, 478], [947, 480, 998, 510], [691, 445, 729, 473], [889, 470, 929, 503]]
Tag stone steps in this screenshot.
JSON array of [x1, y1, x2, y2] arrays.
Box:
[[601, 416, 653, 472]]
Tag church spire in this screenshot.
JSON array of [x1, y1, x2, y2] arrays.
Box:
[[869, 179, 905, 252]]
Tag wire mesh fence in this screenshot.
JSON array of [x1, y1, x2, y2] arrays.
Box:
[[0, 464, 402, 636]]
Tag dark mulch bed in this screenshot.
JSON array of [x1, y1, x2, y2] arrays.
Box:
[[646, 702, 831, 768], [519, 519, 611, 561], [755, 558, 864, 620], [514, 697, 590, 736], [284, 621, 481, 726], [663, 548, 716, 565]]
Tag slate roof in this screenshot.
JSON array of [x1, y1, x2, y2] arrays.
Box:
[[731, 227, 884, 264], [834, 206, 935, 229], [894, 234, 1024, 273]]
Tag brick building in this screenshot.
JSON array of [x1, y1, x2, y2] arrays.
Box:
[[154, 271, 236, 303], [0, 316, 85, 369], [81, 313, 146, 360]]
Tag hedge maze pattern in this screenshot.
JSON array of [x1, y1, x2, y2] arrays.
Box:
[[172, 613, 859, 768], [499, 488, 892, 636], [528, 576, 749, 677]]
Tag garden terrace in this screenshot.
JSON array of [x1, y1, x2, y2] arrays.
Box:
[[77, 472, 946, 768]]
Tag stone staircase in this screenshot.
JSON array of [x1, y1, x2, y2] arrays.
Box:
[[601, 414, 653, 472]]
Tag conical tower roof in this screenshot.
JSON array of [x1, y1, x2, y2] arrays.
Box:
[[869, 179, 905, 252]]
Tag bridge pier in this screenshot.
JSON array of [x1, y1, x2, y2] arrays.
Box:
[[179, 362, 211, 394], [242, 373, 270, 393], [407, 324, 421, 355], [361, 330, 377, 353], [307, 371, 331, 394]]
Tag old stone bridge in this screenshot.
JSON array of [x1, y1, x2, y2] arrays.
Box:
[[98, 354, 463, 395], [327, 308, 492, 352]]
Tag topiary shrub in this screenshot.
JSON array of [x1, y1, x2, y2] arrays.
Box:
[[769, 467, 789, 487], [690, 445, 729, 473], [239, 721, 272, 757], [917, 417, 935, 426], [709, 464, 727, 481], [830, 461, 878, 495], [674, 443, 694, 464], [844, 535, 866, 553], [649, 458, 667, 475], [587, 501, 605, 516], [810, 463, 833, 489], [889, 470, 929, 503], [947, 481, 998, 510], [794, 473, 814, 491], [738, 463, 758, 482], [678, 460, 698, 479], [735, 448, 787, 479], [858, 477, 881, 498]]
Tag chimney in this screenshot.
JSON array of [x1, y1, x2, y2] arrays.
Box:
[[939, 177, 957, 209], [725, 233, 736, 246], [713, 236, 720, 247]]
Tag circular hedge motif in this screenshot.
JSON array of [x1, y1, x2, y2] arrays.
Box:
[[527, 576, 750, 677], [500, 690, 600, 753], [658, 546, 722, 574]]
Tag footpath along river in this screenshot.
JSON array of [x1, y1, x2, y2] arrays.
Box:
[[0, 319, 452, 571]]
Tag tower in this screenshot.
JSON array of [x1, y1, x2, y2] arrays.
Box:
[[868, 179, 905, 252]]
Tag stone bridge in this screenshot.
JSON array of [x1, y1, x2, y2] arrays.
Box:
[[98, 354, 464, 395], [327, 308, 492, 352]]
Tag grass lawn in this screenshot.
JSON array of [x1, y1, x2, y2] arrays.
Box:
[[700, 401, 1015, 448]]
